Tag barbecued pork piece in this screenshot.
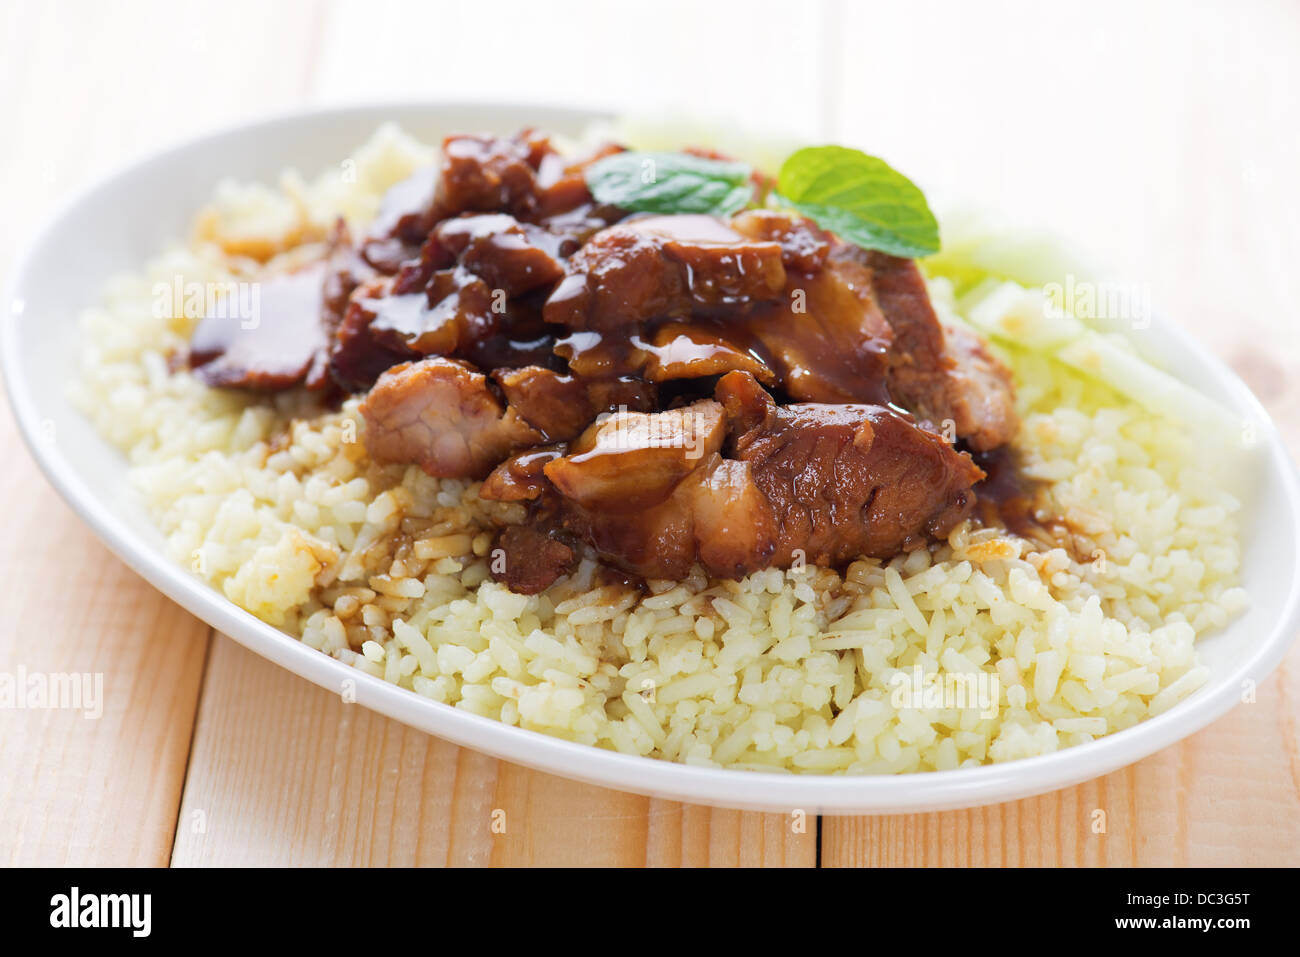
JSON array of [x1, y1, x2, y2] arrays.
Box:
[[716, 371, 983, 564], [435, 213, 567, 296], [329, 266, 506, 392], [490, 525, 577, 594], [730, 209, 832, 273], [436, 131, 551, 220], [548, 456, 777, 582], [532, 143, 625, 220], [543, 400, 726, 511], [369, 267, 501, 355], [480, 446, 566, 502], [853, 247, 1018, 450], [543, 215, 786, 330], [529, 375, 983, 582], [640, 321, 778, 385], [360, 357, 542, 479], [435, 130, 620, 224], [490, 366, 657, 443], [189, 262, 331, 391], [939, 323, 1021, 451], [738, 250, 895, 405], [328, 277, 418, 393]]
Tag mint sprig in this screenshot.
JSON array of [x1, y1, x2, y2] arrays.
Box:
[[585, 151, 754, 217], [583, 144, 940, 258], [774, 146, 939, 259]]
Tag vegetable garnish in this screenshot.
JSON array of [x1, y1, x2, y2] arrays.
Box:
[[774, 146, 940, 259], [585, 144, 940, 258], [585, 151, 754, 217]]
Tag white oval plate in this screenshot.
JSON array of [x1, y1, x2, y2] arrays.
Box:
[[5, 101, 1299, 814]]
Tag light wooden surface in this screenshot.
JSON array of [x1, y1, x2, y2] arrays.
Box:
[[1, 0, 1297, 867]]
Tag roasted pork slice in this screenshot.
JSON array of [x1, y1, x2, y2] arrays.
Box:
[[543, 214, 786, 330], [737, 252, 894, 404], [369, 267, 500, 355], [530, 375, 981, 582], [328, 282, 418, 393], [189, 262, 331, 391], [360, 357, 542, 479], [490, 367, 596, 442], [729, 209, 832, 274], [435, 130, 550, 219], [532, 143, 625, 220], [543, 400, 726, 511], [640, 321, 778, 386], [490, 366, 657, 443], [435, 213, 567, 296], [716, 371, 983, 563], [855, 247, 1018, 450]]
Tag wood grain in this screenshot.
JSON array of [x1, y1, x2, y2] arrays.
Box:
[[0, 402, 212, 866], [0, 0, 327, 866], [1, 0, 1297, 866]]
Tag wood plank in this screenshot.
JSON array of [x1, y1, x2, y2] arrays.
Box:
[[0, 402, 213, 866], [0, 0, 328, 865], [171, 636, 816, 866]]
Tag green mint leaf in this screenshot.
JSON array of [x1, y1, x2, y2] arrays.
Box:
[[775, 145, 940, 258], [585, 151, 755, 217]]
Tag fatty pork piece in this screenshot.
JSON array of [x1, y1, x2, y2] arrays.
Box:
[[527, 374, 983, 584], [852, 245, 1018, 451], [544, 401, 727, 511], [360, 357, 541, 479], [544, 214, 787, 330]]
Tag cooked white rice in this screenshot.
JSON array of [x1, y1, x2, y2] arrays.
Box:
[[73, 124, 1248, 773]]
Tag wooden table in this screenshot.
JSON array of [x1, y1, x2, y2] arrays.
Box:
[[2, 0, 1297, 866]]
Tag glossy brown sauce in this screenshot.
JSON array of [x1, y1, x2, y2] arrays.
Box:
[[971, 446, 1056, 541], [189, 263, 330, 390]]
